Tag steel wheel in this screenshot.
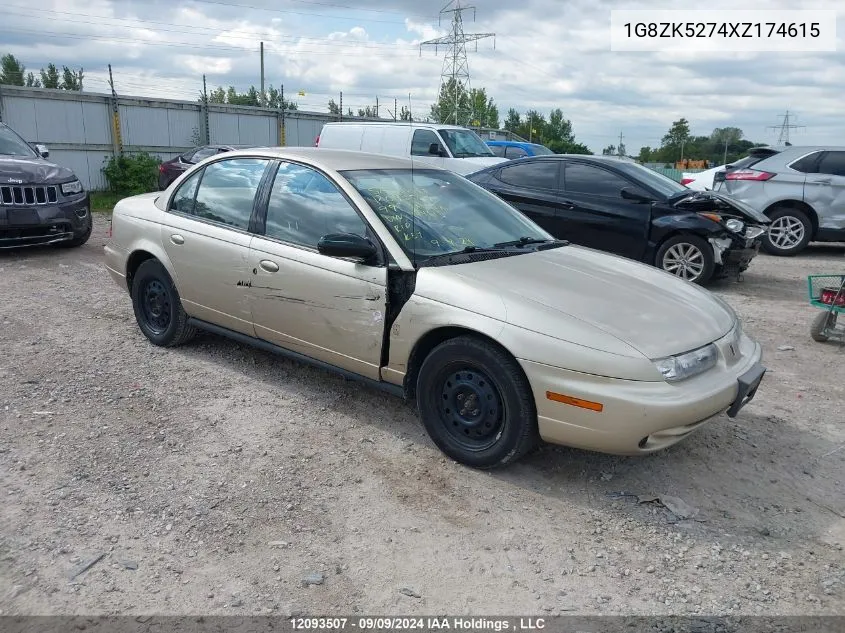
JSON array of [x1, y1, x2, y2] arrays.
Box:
[[768, 215, 805, 250], [438, 367, 505, 451], [141, 279, 172, 334], [662, 242, 706, 281]]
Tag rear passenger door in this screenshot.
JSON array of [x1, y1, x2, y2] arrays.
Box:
[[161, 157, 273, 335], [803, 151, 845, 231]]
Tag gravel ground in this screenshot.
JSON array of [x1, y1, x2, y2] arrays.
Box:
[[1, 214, 843, 616]]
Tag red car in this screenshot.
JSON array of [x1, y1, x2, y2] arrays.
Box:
[[158, 144, 253, 189]]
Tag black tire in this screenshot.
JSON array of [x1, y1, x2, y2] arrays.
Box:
[[416, 336, 539, 469], [655, 234, 715, 285], [810, 311, 837, 343], [56, 216, 92, 248], [762, 207, 812, 256], [130, 259, 196, 347]]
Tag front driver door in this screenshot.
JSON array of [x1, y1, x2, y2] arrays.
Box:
[[410, 128, 446, 169], [486, 160, 562, 235], [160, 156, 272, 335], [248, 161, 388, 380], [558, 161, 652, 260]]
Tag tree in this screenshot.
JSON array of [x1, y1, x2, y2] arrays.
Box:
[[357, 105, 376, 117], [617, 142, 626, 156], [429, 77, 472, 125], [602, 145, 616, 155], [466, 87, 499, 128], [504, 108, 521, 132], [399, 106, 412, 121], [0, 53, 26, 85], [61, 66, 83, 91], [25, 72, 41, 88], [661, 117, 691, 157], [207, 86, 226, 103], [200, 85, 297, 109], [328, 98, 340, 115], [40, 63, 61, 89]]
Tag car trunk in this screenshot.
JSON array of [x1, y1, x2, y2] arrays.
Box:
[[713, 148, 781, 192]]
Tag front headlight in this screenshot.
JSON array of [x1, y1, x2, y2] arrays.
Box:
[[61, 179, 83, 195], [725, 218, 744, 233], [745, 226, 766, 239], [652, 343, 718, 382]]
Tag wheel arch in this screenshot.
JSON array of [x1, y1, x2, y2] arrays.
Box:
[[125, 242, 178, 291], [403, 326, 530, 401], [763, 199, 818, 238]]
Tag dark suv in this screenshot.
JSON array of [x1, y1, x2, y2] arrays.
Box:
[[0, 122, 92, 249]]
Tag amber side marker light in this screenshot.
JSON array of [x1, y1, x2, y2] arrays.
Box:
[[546, 391, 603, 412]]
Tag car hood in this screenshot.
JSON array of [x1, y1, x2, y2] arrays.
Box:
[[0, 156, 75, 184], [421, 246, 735, 359], [672, 190, 769, 224]]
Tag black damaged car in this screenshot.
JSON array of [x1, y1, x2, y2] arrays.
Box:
[[466, 155, 770, 285], [0, 122, 91, 249]]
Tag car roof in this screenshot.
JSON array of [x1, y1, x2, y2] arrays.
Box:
[[216, 146, 445, 171], [486, 140, 545, 148], [322, 121, 466, 130]]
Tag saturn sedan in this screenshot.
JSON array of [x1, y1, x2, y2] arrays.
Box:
[[104, 147, 766, 469]]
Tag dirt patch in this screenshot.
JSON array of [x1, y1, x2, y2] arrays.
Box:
[[1, 216, 843, 615]]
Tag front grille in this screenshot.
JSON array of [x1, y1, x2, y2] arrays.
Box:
[[0, 185, 59, 206]]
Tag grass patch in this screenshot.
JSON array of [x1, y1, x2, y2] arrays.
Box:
[[90, 191, 125, 214]]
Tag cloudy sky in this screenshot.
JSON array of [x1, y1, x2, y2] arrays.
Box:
[[3, 0, 843, 154]]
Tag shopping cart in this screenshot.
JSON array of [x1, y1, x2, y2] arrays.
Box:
[[807, 274, 845, 343]]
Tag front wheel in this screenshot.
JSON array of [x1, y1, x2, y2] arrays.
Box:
[[655, 234, 715, 285], [416, 336, 539, 469], [130, 259, 196, 347], [810, 311, 837, 342]]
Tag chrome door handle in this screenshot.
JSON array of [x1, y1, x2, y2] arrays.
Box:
[[259, 259, 279, 273], [170, 234, 184, 245]]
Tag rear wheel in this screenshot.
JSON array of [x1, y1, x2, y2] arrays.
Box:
[[131, 259, 196, 347], [416, 336, 538, 469], [655, 234, 715, 285], [810, 311, 837, 342], [762, 207, 812, 256]]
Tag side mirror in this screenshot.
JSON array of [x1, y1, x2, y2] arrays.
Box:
[[34, 143, 49, 159], [621, 187, 652, 203], [428, 143, 446, 157], [317, 233, 378, 263]]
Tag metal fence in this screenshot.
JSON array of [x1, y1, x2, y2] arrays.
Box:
[[0, 85, 386, 190]]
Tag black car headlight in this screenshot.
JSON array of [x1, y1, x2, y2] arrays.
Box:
[[61, 179, 83, 195], [725, 218, 744, 233]]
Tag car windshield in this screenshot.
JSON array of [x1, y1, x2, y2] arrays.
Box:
[[0, 126, 38, 157], [614, 161, 688, 199], [340, 168, 553, 263], [531, 144, 554, 155], [437, 129, 495, 158]]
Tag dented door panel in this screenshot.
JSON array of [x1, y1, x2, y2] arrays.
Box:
[[248, 237, 388, 379]]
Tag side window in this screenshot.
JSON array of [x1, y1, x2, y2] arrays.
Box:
[[564, 162, 637, 198], [506, 146, 528, 158], [411, 129, 441, 156], [790, 151, 822, 173], [169, 169, 201, 214], [816, 151, 845, 177], [489, 145, 506, 157], [498, 161, 559, 190], [265, 162, 368, 249], [192, 158, 269, 230]]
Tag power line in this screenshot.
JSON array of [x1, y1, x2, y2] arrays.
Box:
[[420, 1, 495, 126], [768, 110, 805, 145]]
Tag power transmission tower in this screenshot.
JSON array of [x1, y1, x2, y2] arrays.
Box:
[[420, 1, 495, 126], [768, 110, 805, 145]]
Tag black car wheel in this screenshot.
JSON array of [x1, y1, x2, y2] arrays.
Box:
[[762, 207, 812, 256], [416, 336, 538, 469], [131, 259, 196, 347], [655, 234, 715, 285]]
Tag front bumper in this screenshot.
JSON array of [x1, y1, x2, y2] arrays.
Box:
[[0, 192, 91, 249], [519, 328, 765, 455], [710, 235, 762, 276]]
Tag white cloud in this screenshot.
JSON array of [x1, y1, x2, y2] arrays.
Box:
[[2, 0, 843, 152]]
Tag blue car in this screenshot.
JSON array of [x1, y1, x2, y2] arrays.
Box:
[[486, 140, 554, 159]]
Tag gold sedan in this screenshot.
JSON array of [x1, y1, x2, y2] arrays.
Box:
[[104, 148, 766, 468]]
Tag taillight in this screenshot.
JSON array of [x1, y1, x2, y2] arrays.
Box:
[[680, 177, 694, 185], [159, 164, 165, 173], [314, 135, 320, 147], [106, 219, 112, 239], [725, 169, 773, 181]]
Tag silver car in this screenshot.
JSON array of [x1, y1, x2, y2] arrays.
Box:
[[714, 146, 845, 255]]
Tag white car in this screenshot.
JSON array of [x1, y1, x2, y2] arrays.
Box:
[[681, 164, 725, 191]]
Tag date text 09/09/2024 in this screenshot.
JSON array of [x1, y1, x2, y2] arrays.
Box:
[[623, 22, 821, 39], [289, 618, 548, 631]]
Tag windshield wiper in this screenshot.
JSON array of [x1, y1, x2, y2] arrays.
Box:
[[493, 237, 559, 248]]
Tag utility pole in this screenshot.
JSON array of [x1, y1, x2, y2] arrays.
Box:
[[107, 64, 122, 156], [768, 110, 805, 145], [339, 91, 343, 121], [375, 96, 379, 118], [394, 98, 398, 121], [280, 83, 286, 146], [617, 131, 624, 156], [201, 73, 210, 145], [420, 1, 495, 126], [259, 42, 265, 106]]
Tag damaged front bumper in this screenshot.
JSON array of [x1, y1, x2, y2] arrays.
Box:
[[709, 227, 765, 279], [0, 192, 91, 249]]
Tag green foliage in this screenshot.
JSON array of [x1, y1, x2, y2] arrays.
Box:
[[429, 79, 499, 128], [202, 84, 297, 110], [40, 63, 61, 89], [25, 72, 40, 87], [399, 106, 412, 121], [102, 153, 161, 195], [504, 108, 591, 154], [61, 66, 83, 91], [639, 119, 763, 165], [1, 53, 26, 85], [328, 98, 340, 115]]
